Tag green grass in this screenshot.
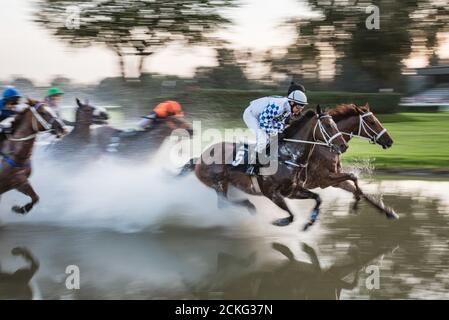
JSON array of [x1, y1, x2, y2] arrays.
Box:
[[343, 112, 449, 170]]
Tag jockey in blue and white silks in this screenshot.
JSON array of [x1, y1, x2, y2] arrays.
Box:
[[242, 84, 307, 175]]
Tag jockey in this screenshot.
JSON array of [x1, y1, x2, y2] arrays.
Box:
[[138, 100, 184, 130], [44, 87, 64, 114], [243, 85, 307, 175], [0, 86, 22, 135]]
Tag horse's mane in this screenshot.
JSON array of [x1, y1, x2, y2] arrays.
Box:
[[11, 107, 31, 131], [328, 104, 369, 122], [282, 109, 316, 138]]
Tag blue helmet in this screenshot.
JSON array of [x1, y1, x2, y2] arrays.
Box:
[[2, 86, 22, 100]]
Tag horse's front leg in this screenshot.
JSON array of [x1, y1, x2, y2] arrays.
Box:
[[289, 187, 322, 231], [335, 180, 398, 220], [334, 180, 363, 211], [328, 172, 362, 193], [12, 181, 39, 215]]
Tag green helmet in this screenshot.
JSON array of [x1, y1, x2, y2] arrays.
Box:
[[47, 87, 64, 97]]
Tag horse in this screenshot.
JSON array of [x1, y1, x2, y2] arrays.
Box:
[[0, 98, 67, 214], [186, 240, 398, 299], [179, 105, 348, 230], [47, 98, 109, 159], [298, 103, 398, 219], [0, 247, 40, 300], [92, 114, 193, 161]]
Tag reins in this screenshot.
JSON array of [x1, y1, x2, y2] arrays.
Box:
[[283, 115, 342, 148], [7, 104, 61, 142]]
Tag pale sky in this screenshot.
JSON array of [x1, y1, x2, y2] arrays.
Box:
[[2, 0, 448, 85], [0, 0, 312, 85]]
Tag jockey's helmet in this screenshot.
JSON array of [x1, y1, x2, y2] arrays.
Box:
[[154, 101, 184, 118], [47, 87, 64, 97], [2, 86, 21, 100], [288, 90, 308, 106]]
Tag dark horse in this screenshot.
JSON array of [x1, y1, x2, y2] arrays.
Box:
[[0, 247, 40, 300], [47, 98, 109, 159], [92, 114, 193, 161], [0, 99, 67, 214], [187, 240, 398, 299], [299, 103, 398, 219], [179, 105, 348, 230]]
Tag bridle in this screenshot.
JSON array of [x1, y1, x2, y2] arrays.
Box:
[[7, 104, 65, 142], [281, 114, 344, 171], [283, 114, 343, 149], [342, 112, 388, 144]]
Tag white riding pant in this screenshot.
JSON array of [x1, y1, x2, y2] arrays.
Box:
[[243, 107, 268, 153]]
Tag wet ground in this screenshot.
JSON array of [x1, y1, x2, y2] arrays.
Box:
[[1, 171, 449, 299]]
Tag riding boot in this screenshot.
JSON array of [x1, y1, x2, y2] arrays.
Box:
[[245, 150, 266, 176]]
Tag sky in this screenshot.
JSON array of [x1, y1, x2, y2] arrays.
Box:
[[1, 0, 448, 85], [0, 0, 311, 85]]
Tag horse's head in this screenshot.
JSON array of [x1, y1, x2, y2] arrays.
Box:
[[357, 103, 393, 149], [331, 103, 393, 149], [283, 105, 348, 154], [75, 98, 109, 125], [25, 98, 67, 138], [313, 105, 348, 154], [159, 115, 193, 138]]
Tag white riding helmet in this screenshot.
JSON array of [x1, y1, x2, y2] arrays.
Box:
[[288, 90, 308, 105]]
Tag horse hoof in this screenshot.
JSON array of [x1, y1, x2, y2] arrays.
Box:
[[351, 201, 360, 214], [12, 206, 27, 215], [386, 209, 399, 220], [272, 217, 293, 227], [303, 222, 313, 231]]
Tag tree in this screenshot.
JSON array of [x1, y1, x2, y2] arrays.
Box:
[[276, 0, 449, 91], [35, 0, 237, 78], [194, 47, 250, 89]]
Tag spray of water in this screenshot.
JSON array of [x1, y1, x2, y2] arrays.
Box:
[[0, 140, 257, 233]]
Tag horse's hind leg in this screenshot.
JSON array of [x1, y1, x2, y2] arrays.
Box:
[[289, 188, 322, 231], [12, 182, 39, 215], [270, 191, 295, 227], [212, 179, 256, 214], [235, 199, 256, 215]]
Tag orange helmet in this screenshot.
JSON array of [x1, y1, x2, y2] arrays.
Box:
[[153, 101, 184, 118]]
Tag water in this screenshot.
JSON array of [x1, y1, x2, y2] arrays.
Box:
[[1, 108, 449, 299], [1, 152, 448, 299]]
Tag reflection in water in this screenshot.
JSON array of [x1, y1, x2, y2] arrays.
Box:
[[0, 178, 448, 299], [0, 247, 39, 300]]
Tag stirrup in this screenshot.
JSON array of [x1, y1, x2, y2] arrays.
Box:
[[245, 165, 259, 176]]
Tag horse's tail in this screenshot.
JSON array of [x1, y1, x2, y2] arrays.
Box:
[[177, 158, 198, 177]]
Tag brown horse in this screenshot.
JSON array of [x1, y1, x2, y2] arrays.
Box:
[[179, 105, 348, 230], [298, 103, 398, 219], [0, 99, 67, 214]]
